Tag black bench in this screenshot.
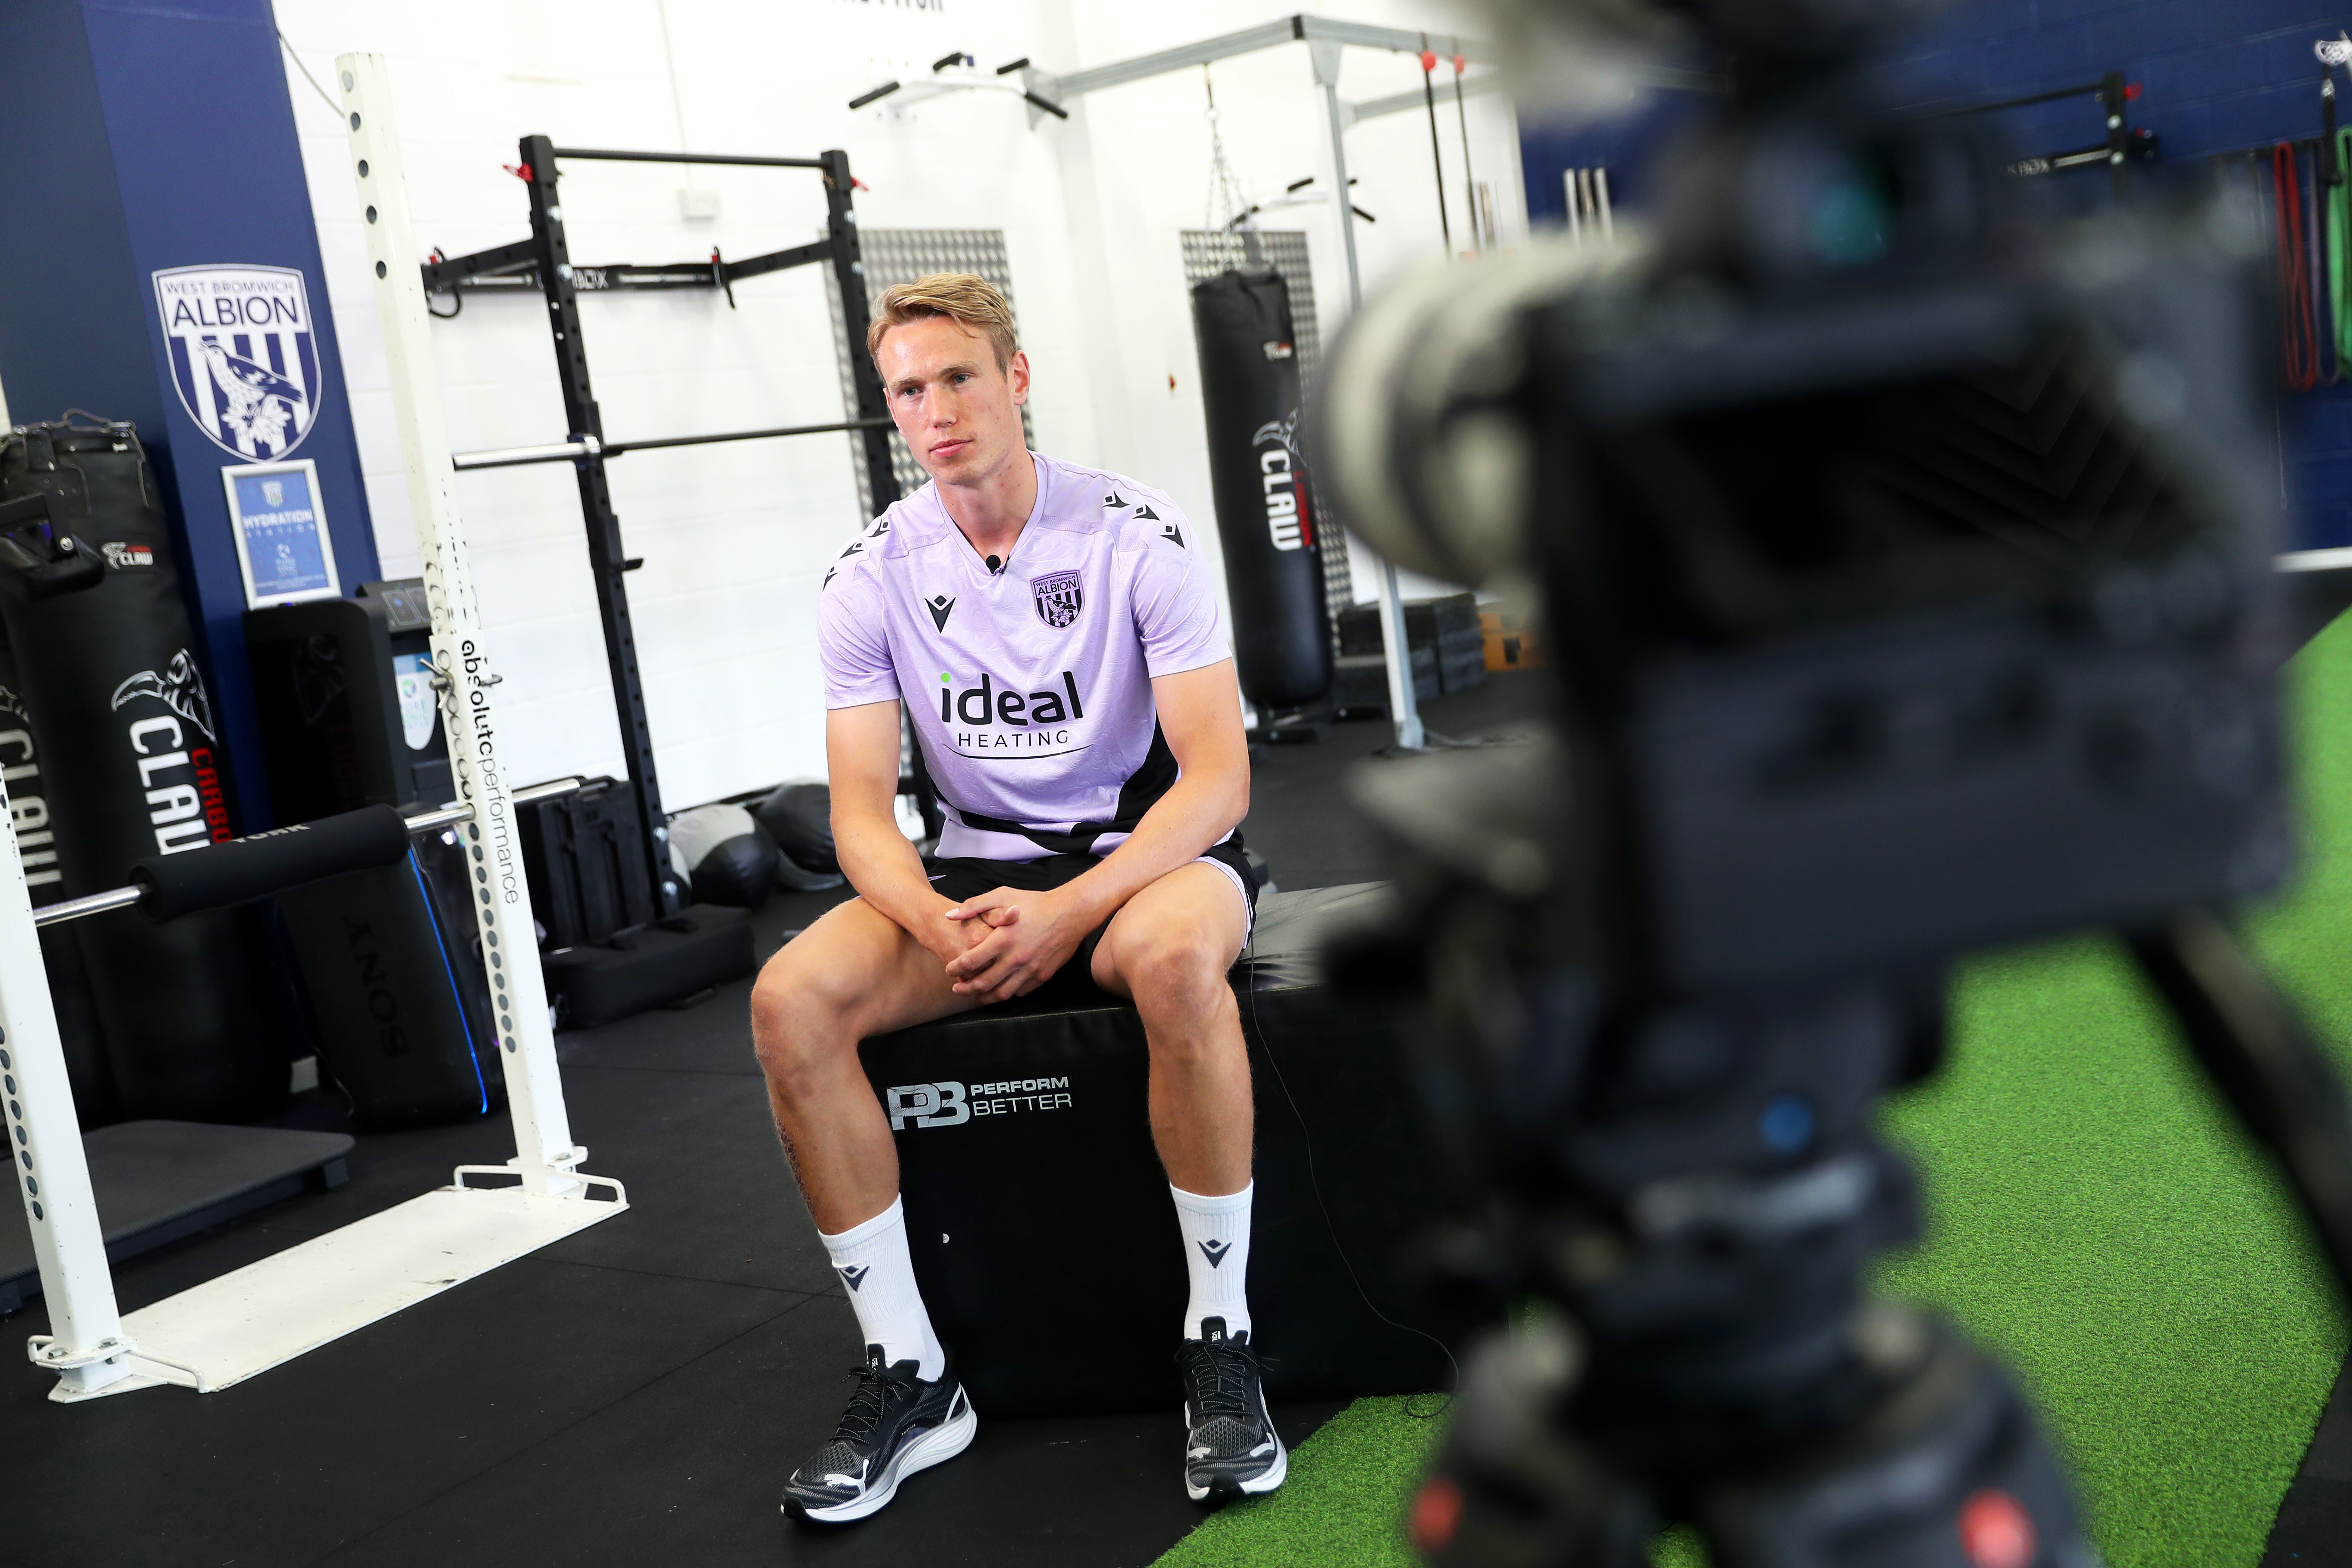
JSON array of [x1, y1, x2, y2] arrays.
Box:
[[858, 883, 1464, 1417]]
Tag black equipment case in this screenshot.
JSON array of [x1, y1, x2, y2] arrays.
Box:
[[247, 580, 500, 1125]]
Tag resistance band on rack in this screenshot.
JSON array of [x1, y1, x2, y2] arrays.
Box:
[[1451, 52, 1477, 252], [2330, 128, 2352, 371], [2312, 129, 2338, 385], [2276, 141, 2321, 390], [1419, 37, 1453, 256]]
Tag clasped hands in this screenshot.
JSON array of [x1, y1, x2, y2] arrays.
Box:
[[929, 885, 1096, 1003]]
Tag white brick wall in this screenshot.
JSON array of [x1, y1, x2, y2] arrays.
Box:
[[275, 0, 1524, 808]]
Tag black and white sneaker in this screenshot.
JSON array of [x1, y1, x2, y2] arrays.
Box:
[[781, 1345, 976, 1523], [1176, 1317, 1288, 1502]]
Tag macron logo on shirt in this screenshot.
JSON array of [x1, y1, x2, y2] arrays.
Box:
[[926, 594, 954, 631]]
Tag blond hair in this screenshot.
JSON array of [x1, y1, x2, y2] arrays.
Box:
[[867, 273, 1019, 369]]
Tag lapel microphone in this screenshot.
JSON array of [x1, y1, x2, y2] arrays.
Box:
[[985, 555, 1003, 574]]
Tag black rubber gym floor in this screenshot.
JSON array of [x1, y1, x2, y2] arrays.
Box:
[[1, 667, 2343, 1567]]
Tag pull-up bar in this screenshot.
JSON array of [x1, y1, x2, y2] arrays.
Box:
[[548, 146, 830, 169], [451, 417, 895, 472]]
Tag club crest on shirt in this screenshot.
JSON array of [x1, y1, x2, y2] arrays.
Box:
[[1032, 570, 1083, 629]]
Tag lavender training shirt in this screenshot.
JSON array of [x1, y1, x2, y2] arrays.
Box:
[[819, 452, 1234, 865]]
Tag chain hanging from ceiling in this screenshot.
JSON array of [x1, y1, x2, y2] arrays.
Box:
[[1203, 66, 1264, 267]]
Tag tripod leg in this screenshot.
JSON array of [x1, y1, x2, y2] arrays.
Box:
[[2126, 908, 2352, 1299]]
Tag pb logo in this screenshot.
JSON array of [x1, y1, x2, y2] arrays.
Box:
[[887, 1081, 970, 1130]]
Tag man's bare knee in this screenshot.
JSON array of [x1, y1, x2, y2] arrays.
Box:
[[750, 942, 862, 1093], [1127, 918, 1238, 1022]]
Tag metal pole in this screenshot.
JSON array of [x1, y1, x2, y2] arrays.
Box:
[[1312, 40, 1424, 750], [0, 796, 139, 1396], [340, 55, 586, 1195], [823, 150, 903, 516], [518, 135, 681, 919]]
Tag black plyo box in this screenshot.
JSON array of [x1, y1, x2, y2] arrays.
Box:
[[862, 885, 1464, 1416], [1336, 592, 1481, 658], [1335, 649, 1438, 715]]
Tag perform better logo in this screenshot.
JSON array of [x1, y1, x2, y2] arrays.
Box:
[[887, 1078, 1072, 1127]]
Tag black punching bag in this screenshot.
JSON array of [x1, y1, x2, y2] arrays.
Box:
[[1190, 270, 1333, 710], [0, 417, 283, 1121]]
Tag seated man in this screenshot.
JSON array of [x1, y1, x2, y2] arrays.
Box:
[[752, 273, 1282, 1522]]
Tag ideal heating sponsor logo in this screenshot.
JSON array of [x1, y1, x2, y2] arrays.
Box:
[[887, 1077, 1073, 1128], [932, 670, 1088, 756]]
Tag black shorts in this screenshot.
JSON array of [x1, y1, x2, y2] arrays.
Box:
[[926, 836, 1256, 1004]]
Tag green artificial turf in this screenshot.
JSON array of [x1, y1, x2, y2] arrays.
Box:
[[1157, 616, 2352, 1568]]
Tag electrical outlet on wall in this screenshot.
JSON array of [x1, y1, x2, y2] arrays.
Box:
[[678, 187, 721, 221]]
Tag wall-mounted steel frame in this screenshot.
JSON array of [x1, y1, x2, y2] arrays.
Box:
[[425, 138, 900, 915], [1927, 73, 2149, 191]]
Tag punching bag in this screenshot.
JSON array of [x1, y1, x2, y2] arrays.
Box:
[[1189, 270, 1333, 710], [0, 416, 283, 1121]]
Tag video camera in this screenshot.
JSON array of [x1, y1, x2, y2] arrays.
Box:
[[1311, 1, 2352, 1562]]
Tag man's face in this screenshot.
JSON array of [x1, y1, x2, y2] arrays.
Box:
[[874, 317, 1030, 486]]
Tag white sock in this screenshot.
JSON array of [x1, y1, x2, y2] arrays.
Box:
[[1170, 1181, 1254, 1341], [820, 1196, 945, 1381]]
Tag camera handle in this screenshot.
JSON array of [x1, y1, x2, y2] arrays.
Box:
[[2127, 910, 2352, 1292]]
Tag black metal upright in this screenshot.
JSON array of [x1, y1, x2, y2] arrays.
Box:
[[2098, 71, 2130, 196], [518, 132, 679, 918], [821, 149, 903, 515]]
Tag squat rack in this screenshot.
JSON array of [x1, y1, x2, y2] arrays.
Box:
[[423, 138, 902, 915], [0, 55, 642, 1403]]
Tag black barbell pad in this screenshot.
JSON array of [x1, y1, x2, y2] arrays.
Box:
[[130, 804, 413, 922]]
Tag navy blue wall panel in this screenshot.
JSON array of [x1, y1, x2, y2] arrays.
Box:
[[1519, 1, 2352, 547], [0, 0, 165, 447], [0, 0, 380, 827]]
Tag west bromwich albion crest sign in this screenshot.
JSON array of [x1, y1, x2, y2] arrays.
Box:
[[153, 265, 323, 460], [1032, 570, 1083, 629]]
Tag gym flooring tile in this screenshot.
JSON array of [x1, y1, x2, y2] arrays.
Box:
[[306, 1288, 1341, 1568], [0, 1257, 807, 1568], [533, 1071, 843, 1296], [556, 969, 772, 1078]]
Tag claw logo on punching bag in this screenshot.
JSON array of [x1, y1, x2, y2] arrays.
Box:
[[152, 266, 323, 459], [1250, 411, 1313, 554]]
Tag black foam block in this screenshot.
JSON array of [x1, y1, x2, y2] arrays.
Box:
[[861, 883, 1467, 1416], [545, 904, 755, 1029]]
